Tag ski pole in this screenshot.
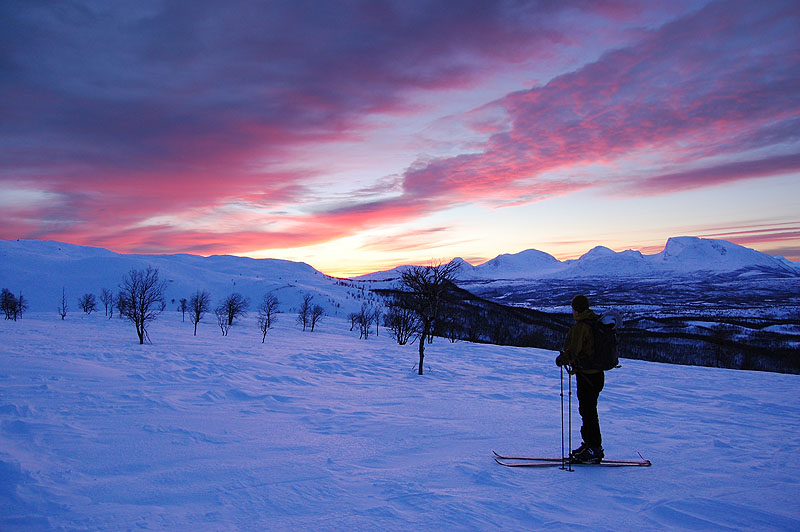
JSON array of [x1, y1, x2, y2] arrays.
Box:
[[560, 366, 565, 470], [568, 368, 573, 472]]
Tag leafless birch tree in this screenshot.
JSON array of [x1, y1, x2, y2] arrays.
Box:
[[399, 261, 459, 375], [257, 293, 279, 343], [119, 266, 166, 344], [188, 290, 211, 336]]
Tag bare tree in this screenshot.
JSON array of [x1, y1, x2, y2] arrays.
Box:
[[78, 293, 98, 314], [297, 293, 313, 331], [16, 292, 28, 319], [116, 290, 128, 319], [348, 312, 360, 331], [220, 293, 249, 326], [360, 304, 374, 339], [257, 293, 279, 343], [399, 261, 459, 375], [384, 294, 418, 346], [178, 298, 187, 322], [441, 313, 462, 343], [188, 290, 211, 336], [1, 288, 18, 320], [353, 302, 375, 339], [119, 266, 166, 344], [107, 293, 116, 318], [214, 305, 231, 336], [58, 287, 68, 320], [310, 304, 324, 332], [100, 288, 113, 317]]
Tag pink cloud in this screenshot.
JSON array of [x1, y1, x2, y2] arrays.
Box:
[[761, 246, 800, 261], [697, 226, 800, 247], [357, 227, 471, 254], [678, 221, 800, 260], [628, 153, 800, 195], [2, 1, 798, 258], [390, 1, 799, 209]]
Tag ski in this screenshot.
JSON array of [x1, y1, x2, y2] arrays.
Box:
[[495, 458, 650, 468], [493, 450, 651, 466]]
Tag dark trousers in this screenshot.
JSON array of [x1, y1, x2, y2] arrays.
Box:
[[576, 371, 605, 448]]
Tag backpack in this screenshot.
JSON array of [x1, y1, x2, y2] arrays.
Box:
[[586, 311, 621, 371]]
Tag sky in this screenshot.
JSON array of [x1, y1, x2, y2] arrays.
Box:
[[2, 0, 799, 277]]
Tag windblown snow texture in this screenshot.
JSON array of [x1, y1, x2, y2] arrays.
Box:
[[1, 312, 798, 531]]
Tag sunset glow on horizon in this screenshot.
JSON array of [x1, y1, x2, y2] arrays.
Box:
[[2, 1, 799, 277]]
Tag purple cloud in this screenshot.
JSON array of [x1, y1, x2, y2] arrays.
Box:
[[2, 0, 797, 259], [398, 0, 800, 205], [630, 153, 800, 195]]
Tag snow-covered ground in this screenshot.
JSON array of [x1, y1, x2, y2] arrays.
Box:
[[2, 312, 798, 531]]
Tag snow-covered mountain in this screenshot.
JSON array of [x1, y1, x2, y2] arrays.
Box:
[[359, 237, 799, 281], [650, 236, 795, 273], [468, 248, 563, 277], [0, 240, 366, 315], [2, 237, 797, 314]]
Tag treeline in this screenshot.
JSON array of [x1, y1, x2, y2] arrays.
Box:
[[2, 266, 324, 345], [375, 282, 570, 351], [621, 316, 800, 374], [378, 281, 799, 374], [7, 265, 797, 374], [369, 262, 568, 374]]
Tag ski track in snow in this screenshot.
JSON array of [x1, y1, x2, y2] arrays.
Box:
[[1, 313, 799, 531]]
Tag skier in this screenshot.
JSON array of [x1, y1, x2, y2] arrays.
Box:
[[555, 294, 604, 464]]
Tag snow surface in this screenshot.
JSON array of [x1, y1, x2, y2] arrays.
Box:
[[0, 240, 364, 316], [2, 312, 799, 531]]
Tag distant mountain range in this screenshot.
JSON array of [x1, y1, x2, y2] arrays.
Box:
[[1, 237, 797, 313], [358, 237, 800, 281]]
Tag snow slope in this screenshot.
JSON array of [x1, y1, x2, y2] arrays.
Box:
[[0, 240, 365, 316], [467, 248, 563, 277], [650, 236, 792, 273], [2, 312, 799, 531]]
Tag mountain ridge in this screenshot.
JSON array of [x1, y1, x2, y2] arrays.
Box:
[[2, 237, 798, 313], [0, 239, 360, 314], [357, 236, 799, 281]]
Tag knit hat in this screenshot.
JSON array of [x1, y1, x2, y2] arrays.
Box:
[[571, 294, 590, 312]]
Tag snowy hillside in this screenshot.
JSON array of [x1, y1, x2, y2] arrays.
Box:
[[3, 238, 795, 316], [0, 240, 368, 316], [359, 237, 799, 281], [2, 313, 798, 531]]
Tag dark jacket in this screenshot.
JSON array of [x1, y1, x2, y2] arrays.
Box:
[[563, 309, 601, 374]]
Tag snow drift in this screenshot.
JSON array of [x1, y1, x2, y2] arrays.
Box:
[[1, 312, 798, 531]]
